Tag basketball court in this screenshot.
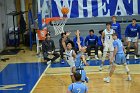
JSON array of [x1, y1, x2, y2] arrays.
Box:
[[0, 51, 140, 93]]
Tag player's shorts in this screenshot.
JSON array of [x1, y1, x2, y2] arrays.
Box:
[[67, 60, 75, 67], [76, 68, 86, 82], [127, 37, 138, 42], [67, 60, 75, 75], [114, 53, 126, 65], [103, 43, 114, 52]]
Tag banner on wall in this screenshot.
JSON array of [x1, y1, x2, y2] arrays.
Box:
[[51, 0, 140, 18], [38, 0, 140, 29], [38, 0, 50, 29]]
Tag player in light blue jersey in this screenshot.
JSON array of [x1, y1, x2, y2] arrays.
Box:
[[104, 33, 131, 83], [75, 30, 89, 82], [67, 72, 88, 93]]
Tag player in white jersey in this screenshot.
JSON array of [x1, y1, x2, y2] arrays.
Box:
[[99, 22, 115, 71], [62, 32, 76, 82], [65, 49, 75, 68]]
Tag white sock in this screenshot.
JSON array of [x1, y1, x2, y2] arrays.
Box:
[[108, 76, 110, 79], [128, 74, 131, 78], [125, 65, 129, 72], [101, 64, 103, 67]]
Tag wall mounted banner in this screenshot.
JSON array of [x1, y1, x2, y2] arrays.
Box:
[[38, 0, 140, 29], [51, 0, 140, 18]]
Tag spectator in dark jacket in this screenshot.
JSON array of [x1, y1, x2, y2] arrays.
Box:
[[85, 29, 99, 60], [59, 32, 71, 63], [42, 34, 59, 64]]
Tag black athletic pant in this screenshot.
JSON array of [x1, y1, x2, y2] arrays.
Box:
[[74, 48, 79, 54], [99, 45, 103, 54], [60, 48, 65, 59], [43, 51, 59, 62], [87, 45, 98, 56]]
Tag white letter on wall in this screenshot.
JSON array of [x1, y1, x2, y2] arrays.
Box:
[[41, 0, 49, 18], [53, 0, 73, 17], [133, 0, 138, 15], [115, 0, 127, 16], [97, 0, 110, 17], [78, 0, 92, 18]]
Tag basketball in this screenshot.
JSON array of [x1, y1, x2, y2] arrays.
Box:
[[61, 7, 69, 15]]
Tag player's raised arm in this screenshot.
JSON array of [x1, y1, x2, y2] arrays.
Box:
[[62, 32, 71, 50], [76, 30, 82, 51]]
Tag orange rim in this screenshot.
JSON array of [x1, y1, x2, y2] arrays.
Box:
[[42, 17, 66, 24]]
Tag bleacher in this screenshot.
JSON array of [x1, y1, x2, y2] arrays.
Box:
[[48, 15, 140, 49], [42, 15, 140, 61]]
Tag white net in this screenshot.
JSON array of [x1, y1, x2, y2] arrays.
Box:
[[51, 18, 68, 36]]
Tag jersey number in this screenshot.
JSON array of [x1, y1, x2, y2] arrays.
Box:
[[77, 88, 81, 93], [67, 57, 69, 60], [108, 36, 110, 39]]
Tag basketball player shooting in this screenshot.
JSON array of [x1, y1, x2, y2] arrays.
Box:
[[62, 32, 76, 83], [75, 30, 89, 83]]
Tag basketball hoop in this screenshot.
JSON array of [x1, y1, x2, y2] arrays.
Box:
[[52, 17, 68, 36], [42, 7, 69, 36]]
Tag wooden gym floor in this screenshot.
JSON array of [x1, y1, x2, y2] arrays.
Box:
[[0, 46, 140, 93], [33, 65, 140, 93]]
